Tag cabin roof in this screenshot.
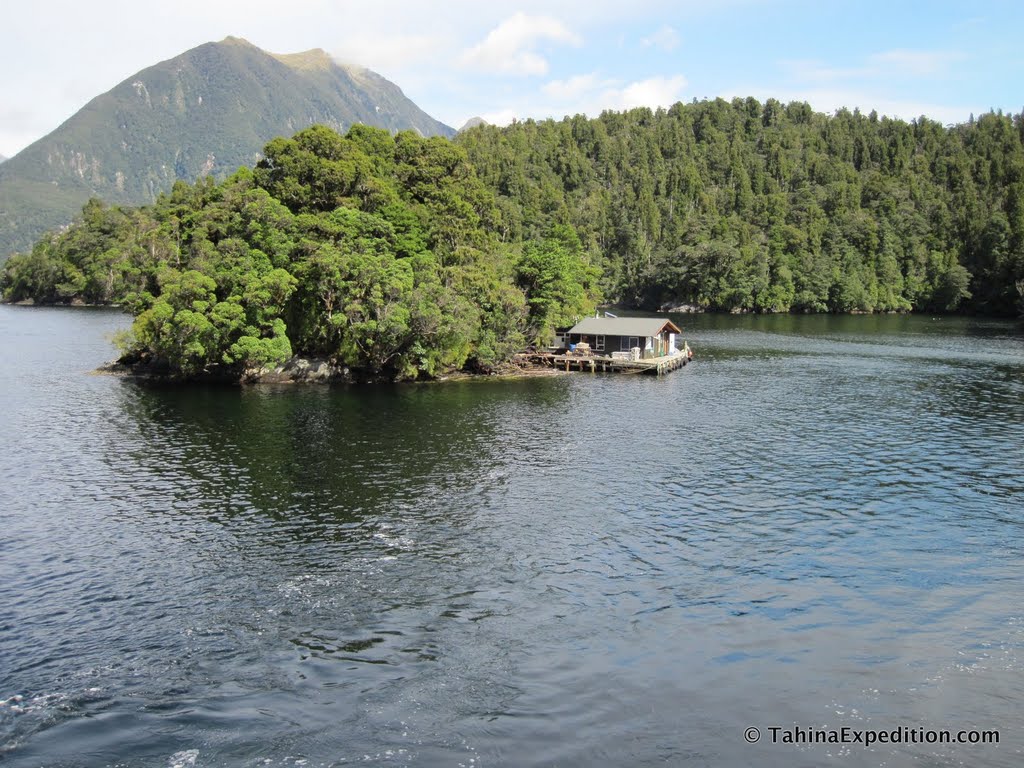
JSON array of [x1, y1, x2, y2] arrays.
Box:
[[567, 316, 682, 337]]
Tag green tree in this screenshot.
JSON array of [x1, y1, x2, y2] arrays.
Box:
[[516, 226, 601, 344]]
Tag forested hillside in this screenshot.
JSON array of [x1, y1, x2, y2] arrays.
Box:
[[0, 126, 598, 380], [4, 99, 1024, 379], [0, 37, 454, 259], [457, 99, 1024, 316]]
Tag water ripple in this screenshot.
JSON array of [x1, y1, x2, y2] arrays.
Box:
[[1, 308, 1022, 767]]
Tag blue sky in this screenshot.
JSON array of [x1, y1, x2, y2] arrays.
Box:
[[2, 0, 1022, 158]]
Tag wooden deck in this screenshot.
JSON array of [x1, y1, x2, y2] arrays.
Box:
[[514, 349, 691, 376]]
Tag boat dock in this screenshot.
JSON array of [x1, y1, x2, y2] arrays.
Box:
[[514, 347, 691, 376], [524, 314, 693, 376]]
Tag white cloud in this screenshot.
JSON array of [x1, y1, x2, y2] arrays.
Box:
[[482, 72, 689, 127], [544, 72, 688, 114], [641, 25, 680, 52], [612, 75, 688, 110], [332, 34, 448, 74], [541, 73, 614, 101], [479, 108, 520, 126], [460, 13, 581, 76]]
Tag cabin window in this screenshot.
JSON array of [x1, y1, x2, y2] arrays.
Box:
[[594, 335, 605, 351], [629, 336, 640, 350]]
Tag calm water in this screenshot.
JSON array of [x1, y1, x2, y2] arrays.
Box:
[[1, 306, 1023, 768]]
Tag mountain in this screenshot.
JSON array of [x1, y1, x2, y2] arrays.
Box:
[[0, 36, 454, 259], [458, 117, 488, 133], [0, 155, 7, 164]]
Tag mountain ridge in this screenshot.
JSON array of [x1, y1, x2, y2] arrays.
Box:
[[458, 117, 488, 133], [0, 37, 454, 258]]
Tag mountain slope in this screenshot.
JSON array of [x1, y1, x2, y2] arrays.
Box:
[[458, 117, 488, 133], [0, 36, 454, 258]]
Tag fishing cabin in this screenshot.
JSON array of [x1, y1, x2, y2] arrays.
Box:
[[519, 315, 691, 376], [565, 316, 683, 358]]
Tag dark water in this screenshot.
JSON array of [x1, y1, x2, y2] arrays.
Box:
[[1, 306, 1023, 768]]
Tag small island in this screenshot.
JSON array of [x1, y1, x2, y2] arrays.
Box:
[[5, 102, 1024, 384], [1, 125, 601, 383]]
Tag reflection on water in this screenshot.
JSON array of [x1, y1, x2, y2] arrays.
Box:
[[1, 306, 1023, 767]]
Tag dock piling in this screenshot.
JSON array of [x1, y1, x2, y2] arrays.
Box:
[[515, 351, 690, 377]]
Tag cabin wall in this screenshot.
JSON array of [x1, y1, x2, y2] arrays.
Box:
[[565, 321, 683, 357], [570, 333, 631, 352], [567, 331, 679, 356]]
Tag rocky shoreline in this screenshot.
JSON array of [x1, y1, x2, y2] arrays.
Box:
[[97, 354, 567, 385]]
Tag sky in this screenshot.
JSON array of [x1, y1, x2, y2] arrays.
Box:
[[2, 0, 1023, 158]]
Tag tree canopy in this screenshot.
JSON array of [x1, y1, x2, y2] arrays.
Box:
[[6, 100, 1024, 381], [457, 100, 1024, 316], [1, 125, 598, 380]]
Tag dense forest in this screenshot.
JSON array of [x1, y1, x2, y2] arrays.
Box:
[[0, 125, 599, 380], [458, 99, 1024, 316], [3, 98, 1024, 379], [0, 37, 455, 258]]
